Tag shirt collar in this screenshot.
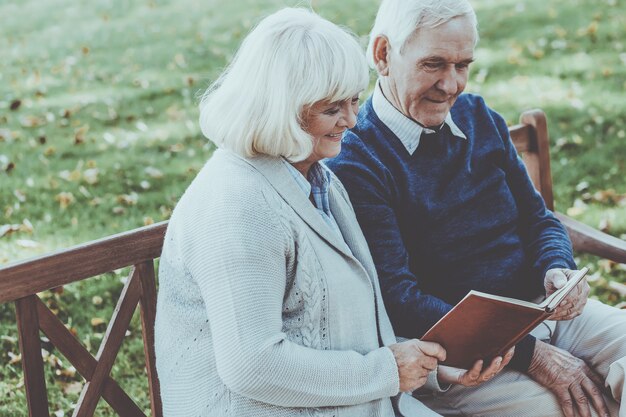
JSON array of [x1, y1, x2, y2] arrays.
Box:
[[282, 160, 332, 208], [371, 80, 466, 155]]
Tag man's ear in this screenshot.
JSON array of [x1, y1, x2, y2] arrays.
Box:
[[372, 35, 391, 76]]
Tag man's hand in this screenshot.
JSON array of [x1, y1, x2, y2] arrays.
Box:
[[438, 347, 515, 387], [545, 268, 589, 320], [389, 339, 446, 392], [527, 340, 608, 417]]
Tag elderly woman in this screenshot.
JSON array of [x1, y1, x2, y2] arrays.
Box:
[[154, 8, 507, 417]]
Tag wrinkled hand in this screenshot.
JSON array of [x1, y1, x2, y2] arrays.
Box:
[[389, 339, 446, 392], [545, 268, 589, 321], [438, 347, 515, 387], [527, 340, 608, 417]]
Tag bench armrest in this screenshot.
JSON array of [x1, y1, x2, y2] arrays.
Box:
[[555, 212, 626, 264]]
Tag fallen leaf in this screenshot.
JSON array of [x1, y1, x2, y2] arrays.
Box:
[[598, 218, 611, 233], [117, 192, 138, 205], [16, 239, 40, 248], [0, 224, 21, 238], [74, 125, 89, 145], [608, 281, 626, 297], [144, 166, 163, 179], [57, 365, 77, 379], [8, 352, 21, 365], [55, 192, 75, 209], [83, 168, 99, 185], [62, 381, 82, 396], [10, 99, 22, 111], [19, 115, 45, 128], [14, 189, 26, 203], [90, 317, 106, 327]]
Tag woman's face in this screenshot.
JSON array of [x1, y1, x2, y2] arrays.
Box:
[[301, 95, 359, 164]]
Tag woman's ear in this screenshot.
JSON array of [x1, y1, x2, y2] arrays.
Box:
[[372, 35, 391, 76]]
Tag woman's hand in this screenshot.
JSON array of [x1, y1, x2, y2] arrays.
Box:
[[388, 339, 447, 392], [438, 347, 515, 387]]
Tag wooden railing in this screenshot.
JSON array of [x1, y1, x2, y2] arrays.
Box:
[[0, 221, 167, 417]]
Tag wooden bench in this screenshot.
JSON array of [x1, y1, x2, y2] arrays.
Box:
[[1, 109, 625, 417]]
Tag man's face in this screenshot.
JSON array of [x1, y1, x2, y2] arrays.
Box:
[[379, 16, 476, 127]]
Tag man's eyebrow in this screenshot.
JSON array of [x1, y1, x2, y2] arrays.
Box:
[[419, 56, 475, 64]]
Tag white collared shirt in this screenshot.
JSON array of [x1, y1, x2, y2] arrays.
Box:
[[371, 81, 466, 155]]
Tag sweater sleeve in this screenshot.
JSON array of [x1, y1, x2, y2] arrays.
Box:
[[489, 108, 576, 371], [328, 138, 453, 340], [490, 108, 577, 281], [182, 179, 399, 408]]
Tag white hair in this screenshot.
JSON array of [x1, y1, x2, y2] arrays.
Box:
[[199, 8, 368, 162], [366, 0, 479, 68]]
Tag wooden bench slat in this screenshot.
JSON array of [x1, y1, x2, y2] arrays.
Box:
[[36, 297, 146, 417], [74, 268, 143, 417], [0, 222, 167, 304], [16, 295, 51, 417], [137, 261, 163, 417]]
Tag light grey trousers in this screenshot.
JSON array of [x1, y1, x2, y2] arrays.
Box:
[[418, 299, 626, 417]]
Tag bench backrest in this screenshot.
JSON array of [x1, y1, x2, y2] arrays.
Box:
[[508, 109, 554, 211], [0, 110, 552, 417]]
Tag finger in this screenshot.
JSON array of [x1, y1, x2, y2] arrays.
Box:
[[546, 269, 568, 292], [480, 357, 502, 381], [500, 348, 515, 369], [416, 340, 447, 361], [557, 393, 576, 417], [412, 376, 428, 391], [468, 359, 483, 375], [577, 280, 590, 298], [420, 357, 438, 372], [569, 384, 592, 417], [465, 360, 482, 382], [583, 364, 606, 391], [581, 377, 609, 417]]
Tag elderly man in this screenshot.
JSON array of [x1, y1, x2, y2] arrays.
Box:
[[327, 0, 626, 416]]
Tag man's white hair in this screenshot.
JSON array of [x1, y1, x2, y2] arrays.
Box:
[[366, 0, 479, 68], [199, 8, 368, 162]]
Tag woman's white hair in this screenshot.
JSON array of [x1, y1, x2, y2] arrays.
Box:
[[199, 8, 368, 162], [366, 0, 479, 68]]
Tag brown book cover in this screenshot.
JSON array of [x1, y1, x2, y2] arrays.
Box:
[[421, 268, 589, 369]]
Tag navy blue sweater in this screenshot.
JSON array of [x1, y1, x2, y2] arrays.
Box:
[[327, 94, 576, 371]]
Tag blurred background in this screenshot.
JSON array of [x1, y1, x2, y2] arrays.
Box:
[[1, 0, 624, 414]]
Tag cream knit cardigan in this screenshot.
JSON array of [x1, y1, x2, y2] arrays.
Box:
[[154, 149, 442, 417]]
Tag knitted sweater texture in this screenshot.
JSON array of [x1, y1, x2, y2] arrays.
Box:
[[155, 150, 439, 417], [327, 94, 576, 371]]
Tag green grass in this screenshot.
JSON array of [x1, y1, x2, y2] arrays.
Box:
[[1, 0, 625, 415]]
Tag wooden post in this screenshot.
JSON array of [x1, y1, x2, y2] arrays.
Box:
[[15, 295, 50, 417], [138, 260, 163, 417]]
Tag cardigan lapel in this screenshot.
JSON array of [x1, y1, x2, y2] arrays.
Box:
[[327, 185, 378, 279], [328, 181, 398, 346], [241, 154, 353, 259]]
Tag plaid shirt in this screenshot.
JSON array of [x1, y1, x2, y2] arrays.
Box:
[[283, 160, 344, 240]]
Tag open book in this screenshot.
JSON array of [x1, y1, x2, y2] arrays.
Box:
[[421, 267, 589, 369]]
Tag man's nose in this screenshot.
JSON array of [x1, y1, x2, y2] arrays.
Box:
[[436, 67, 460, 96]]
